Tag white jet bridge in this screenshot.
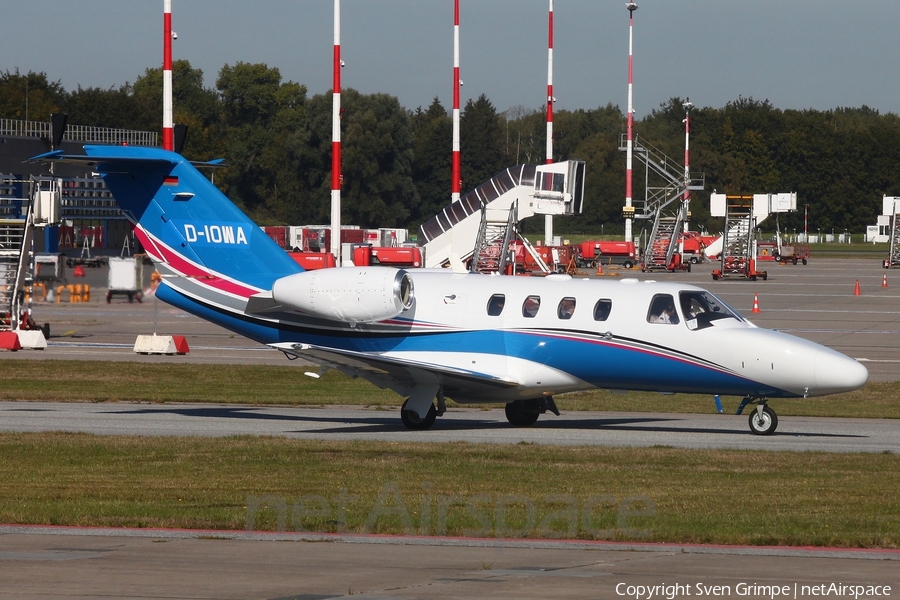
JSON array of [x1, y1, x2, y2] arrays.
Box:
[[418, 160, 585, 270]]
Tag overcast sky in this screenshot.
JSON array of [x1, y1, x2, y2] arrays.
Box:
[[4, 1, 899, 119]]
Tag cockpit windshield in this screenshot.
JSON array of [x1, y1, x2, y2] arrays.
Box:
[[678, 290, 744, 330]]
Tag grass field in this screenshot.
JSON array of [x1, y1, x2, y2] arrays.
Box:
[[1, 360, 897, 419], [1, 432, 897, 547], [3, 361, 895, 548]]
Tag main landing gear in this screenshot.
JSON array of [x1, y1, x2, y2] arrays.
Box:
[[400, 399, 437, 430], [399, 394, 562, 430], [504, 397, 560, 427], [400, 390, 446, 431], [737, 397, 778, 435]]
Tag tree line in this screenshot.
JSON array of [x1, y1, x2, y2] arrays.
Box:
[[4, 63, 899, 235]]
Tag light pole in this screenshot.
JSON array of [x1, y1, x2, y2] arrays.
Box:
[[624, 2, 637, 244]]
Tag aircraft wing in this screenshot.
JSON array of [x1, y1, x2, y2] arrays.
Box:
[[269, 342, 519, 398]]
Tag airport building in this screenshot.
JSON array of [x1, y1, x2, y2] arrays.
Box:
[[1, 117, 158, 253]]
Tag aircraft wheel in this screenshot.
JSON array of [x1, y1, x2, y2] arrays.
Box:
[[400, 399, 437, 430], [505, 401, 540, 427], [748, 405, 778, 436]]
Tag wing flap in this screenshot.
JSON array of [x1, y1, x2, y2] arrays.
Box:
[[269, 342, 519, 396]]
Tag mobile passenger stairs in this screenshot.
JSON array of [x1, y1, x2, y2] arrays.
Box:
[[1, 176, 62, 349], [418, 160, 586, 273], [618, 134, 705, 273], [885, 201, 900, 269], [707, 193, 797, 281], [710, 195, 767, 281]]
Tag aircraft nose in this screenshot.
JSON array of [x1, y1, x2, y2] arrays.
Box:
[[814, 350, 868, 395]]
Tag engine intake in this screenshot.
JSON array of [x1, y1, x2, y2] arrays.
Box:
[[271, 267, 414, 323]]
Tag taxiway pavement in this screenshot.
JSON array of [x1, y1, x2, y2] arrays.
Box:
[[0, 527, 897, 600], [2, 401, 898, 453]]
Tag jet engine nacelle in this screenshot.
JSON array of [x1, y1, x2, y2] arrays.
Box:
[[271, 267, 414, 323]]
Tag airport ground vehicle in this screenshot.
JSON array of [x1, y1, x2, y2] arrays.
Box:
[[574, 240, 637, 269]]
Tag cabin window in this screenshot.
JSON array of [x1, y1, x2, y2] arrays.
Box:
[[522, 295, 541, 318], [648, 294, 679, 324], [679, 290, 742, 330], [557, 297, 576, 320], [593, 299, 612, 321], [487, 294, 506, 316]]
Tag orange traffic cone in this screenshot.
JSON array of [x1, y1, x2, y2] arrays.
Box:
[[751, 292, 761, 313], [595, 261, 604, 276], [883, 274, 889, 288], [854, 280, 861, 296]]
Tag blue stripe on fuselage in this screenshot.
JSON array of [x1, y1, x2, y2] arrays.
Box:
[[158, 284, 792, 398]]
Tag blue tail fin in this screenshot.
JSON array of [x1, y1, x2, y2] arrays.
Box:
[[45, 145, 301, 294]]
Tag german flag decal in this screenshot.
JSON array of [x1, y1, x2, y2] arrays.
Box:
[[164, 176, 179, 186]]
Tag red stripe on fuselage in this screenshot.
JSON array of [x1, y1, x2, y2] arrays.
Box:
[[134, 225, 261, 298]]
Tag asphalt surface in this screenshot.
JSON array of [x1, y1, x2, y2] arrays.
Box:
[[3, 256, 899, 597], [0, 527, 898, 600], [2, 401, 899, 453]]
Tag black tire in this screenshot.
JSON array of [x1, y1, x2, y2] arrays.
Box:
[[41, 323, 50, 340], [748, 405, 778, 436], [686, 263, 692, 273], [623, 261, 633, 269], [792, 258, 798, 265], [712, 274, 719, 280], [505, 401, 540, 427], [690, 256, 699, 264], [762, 273, 768, 281], [802, 258, 808, 265], [400, 399, 437, 430]]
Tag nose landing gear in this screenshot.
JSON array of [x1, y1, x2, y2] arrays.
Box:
[[737, 397, 778, 435]]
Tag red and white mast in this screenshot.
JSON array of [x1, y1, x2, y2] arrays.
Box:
[[162, 0, 173, 151], [683, 98, 693, 232], [330, 0, 342, 262], [544, 0, 555, 245], [451, 0, 461, 203], [624, 2, 637, 244]]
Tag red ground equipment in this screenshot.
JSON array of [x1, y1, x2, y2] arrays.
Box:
[[575, 240, 637, 269]]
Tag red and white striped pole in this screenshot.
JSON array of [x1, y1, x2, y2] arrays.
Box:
[[162, 0, 173, 151], [451, 0, 461, 203], [330, 0, 342, 263], [544, 0, 555, 245], [624, 2, 637, 244], [683, 98, 693, 232], [545, 0, 554, 167]]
